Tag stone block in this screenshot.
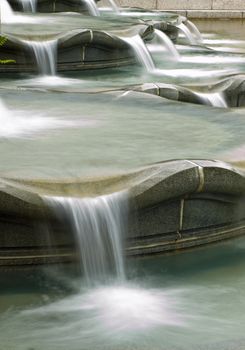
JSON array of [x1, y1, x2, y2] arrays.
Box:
[[157, 0, 212, 10], [131, 160, 200, 209], [182, 195, 244, 232], [118, 0, 157, 9], [213, 0, 245, 10], [187, 10, 242, 18], [133, 200, 180, 238]]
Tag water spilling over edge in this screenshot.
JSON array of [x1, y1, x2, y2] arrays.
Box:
[[45, 191, 128, 285]]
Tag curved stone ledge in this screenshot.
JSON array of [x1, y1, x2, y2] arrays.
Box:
[[129, 76, 245, 108], [130, 83, 208, 106], [0, 159, 244, 266], [7, 0, 99, 13], [0, 26, 153, 73]]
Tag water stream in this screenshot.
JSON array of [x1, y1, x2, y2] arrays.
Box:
[[196, 92, 228, 108], [108, 0, 120, 13], [178, 22, 199, 45], [186, 20, 203, 43], [153, 28, 180, 60], [24, 39, 58, 75], [120, 34, 155, 71], [83, 0, 100, 16], [0, 4, 245, 350], [46, 192, 127, 284], [17, 0, 37, 12], [0, 0, 16, 23]]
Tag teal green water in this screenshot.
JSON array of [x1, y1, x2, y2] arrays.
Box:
[[0, 15, 245, 350], [0, 89, 243, 178], [0, 19, 245, 180], [1, 237, 245, 350]]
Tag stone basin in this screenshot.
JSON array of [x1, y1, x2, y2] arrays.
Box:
[[127, 75, 245, 108], [7, 0, 100, 13], [0, 25, 151, 73], [0, 159, 244, 267]]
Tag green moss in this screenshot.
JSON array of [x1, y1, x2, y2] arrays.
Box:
[[0, 36, 16, 64]]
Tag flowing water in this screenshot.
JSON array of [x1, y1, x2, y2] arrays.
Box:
[[46, 192, 127, 284], [186, 20, 203, 43], [120, 34, 155, 71], [154, 28, 180, 61], [17, 0, 37, 12], [1, 237, 245, 349], [178, 22, 199, 45], [108, 0, 120, 13], [0, 0, 15, 23], [195, 92, 228, 108], [0, 5, 245, 350], [24, 39, 58, 75], [83, 0, 100, 16]]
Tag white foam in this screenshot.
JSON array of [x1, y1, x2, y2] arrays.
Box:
[[0, 98, 91, 138]]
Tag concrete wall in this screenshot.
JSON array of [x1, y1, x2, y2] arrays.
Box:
[[113, 0, 245, 18], [117, 0, 245, 9]]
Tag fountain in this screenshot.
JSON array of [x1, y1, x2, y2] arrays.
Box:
[[83, 0, 100, 16], [46, 192, 127, 283], [0, 2, 245, 350], [0, 0, 16, 23], [24, 39, 58, 75], [17, 0, 37, 12], [120, 34, 155, 71]]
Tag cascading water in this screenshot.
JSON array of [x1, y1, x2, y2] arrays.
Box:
[[83, 0, 100, 16], [186, 20, 203, 43], [108, 0, 120, 13], [17, 0, 37, 12], [0, 0, 16, 23], [178, 23, 199, 45], [195, 92, 228, 108], [153, 29, 180, 61], [24, 39, 58, 75], [46, 192, 128, 284], [120, 34, 155, 72]]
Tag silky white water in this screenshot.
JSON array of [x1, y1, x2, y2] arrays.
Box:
[[108, 0, 120, 13], [196, 92, 228, 108], [83, 0, 100, 16], [24, 39, 58, 75], [0, 98, 88, 138], [178, 23, 199, 45], [0, 0, 15, 23], [46, 192, 127, 284], [153, 29, 180, 61], [18, 0, 37, 12], [120, 35, 155, 71], [0, 98, 58, 137], [186, 20, 203, 43]]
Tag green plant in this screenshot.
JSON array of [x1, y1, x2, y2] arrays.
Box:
[[0, 35, 16, 64]]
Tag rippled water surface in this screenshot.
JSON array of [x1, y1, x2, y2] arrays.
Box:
[[1, 237, 245, 350], [0, 13, 245, 350], [0, 19, 245, 179]]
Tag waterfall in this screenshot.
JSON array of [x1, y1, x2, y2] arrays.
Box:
[[0, 0, 16, 23], [120, 35, 155, 72], [17, 0, 37, 12], [154, 29, 180, 61], [196, 92, 228, 108], [24, 39, 58, 75], [108, 0, 120, 13], [186, 20, 203, 43], [46, 192, 128, 284], [83, 0, 100, 16], [178, 23, 198, 45]]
